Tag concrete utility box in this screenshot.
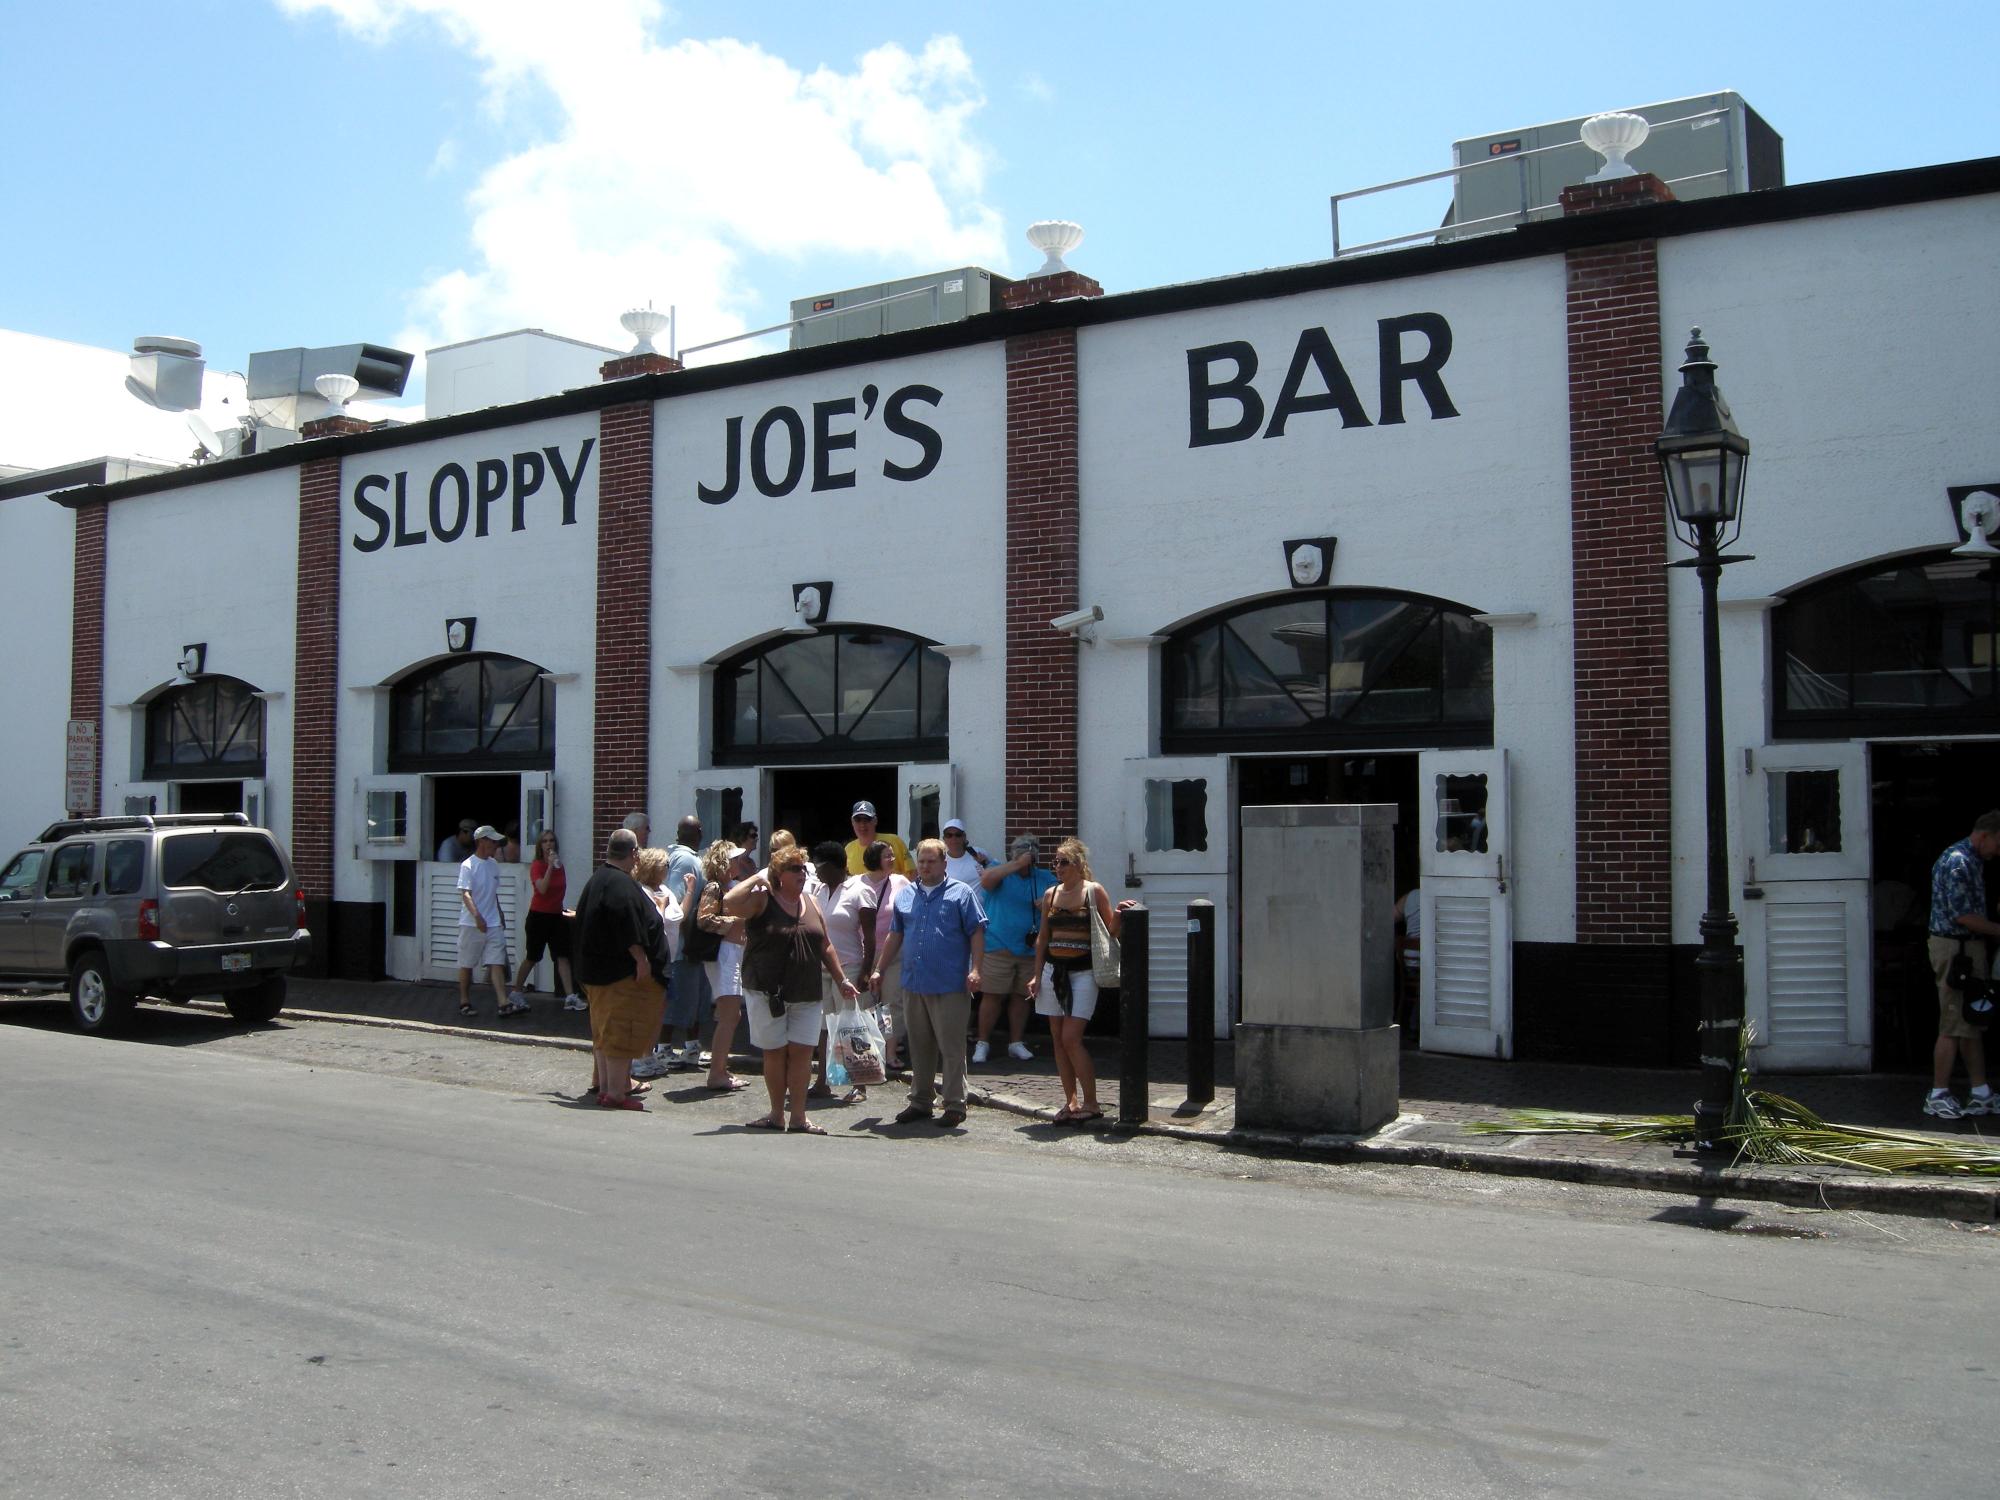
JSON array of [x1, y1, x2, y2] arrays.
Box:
[[1235, 804, 1399, 1134]]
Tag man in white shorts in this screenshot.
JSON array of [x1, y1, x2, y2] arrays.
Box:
[[457, 824, 518, 1019]]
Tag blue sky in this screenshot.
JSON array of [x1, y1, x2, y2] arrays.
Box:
[[5, 0, 1996, 388]]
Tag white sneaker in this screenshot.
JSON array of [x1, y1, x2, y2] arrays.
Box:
[[971, 1040, 990, 1064], [1007, 1041, 1033, 1062], [630, 1047, 671, 1080], [1965, 1089, 1996, 1117], [564, 993, 588, 1012], [1923, 1090, 1964, 1120], [676, 1043, 703, 1070]]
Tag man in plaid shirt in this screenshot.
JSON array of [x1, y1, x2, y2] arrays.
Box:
[[1924, 811, 2000, 1119]]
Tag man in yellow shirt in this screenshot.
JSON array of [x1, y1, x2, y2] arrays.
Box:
[[845, 800, 913, 876]]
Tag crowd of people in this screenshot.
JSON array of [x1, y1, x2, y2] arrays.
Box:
[[449, 800, 1136, 1128]]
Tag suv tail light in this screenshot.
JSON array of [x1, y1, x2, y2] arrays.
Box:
[[137, 899, 160, 941], [295, 887, 308, 930]]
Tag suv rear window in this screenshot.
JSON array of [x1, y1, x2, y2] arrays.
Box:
[[161, 833, 288, 892]]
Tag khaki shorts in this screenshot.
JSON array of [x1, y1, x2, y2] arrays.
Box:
[[457, 924, 510, 971], [979, 948, 1035, 1000], [1928, 934, 1988, 1041]]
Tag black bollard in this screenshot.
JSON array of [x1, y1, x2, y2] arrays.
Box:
[[1118, 905, 1149, 1126], [1185, 900, 1215, 1106]]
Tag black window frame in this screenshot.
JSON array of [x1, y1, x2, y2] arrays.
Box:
[[1772, 549, 2000, 741], [713, 625, 950, 767], [143, 676, 267, 781], [1161, 589, 1494, 755], [388, 653, 557, 772]]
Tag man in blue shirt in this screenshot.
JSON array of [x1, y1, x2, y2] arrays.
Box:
[[1924, 811, 2000, 1120], [973, 835, 1057, 1065], [870, 838, 985, 1128]]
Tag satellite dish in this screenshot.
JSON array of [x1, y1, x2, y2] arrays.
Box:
[[186, 412, 224, 458]]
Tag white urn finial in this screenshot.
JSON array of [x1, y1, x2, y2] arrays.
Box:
[[1580, 112, 1650, 181], [620, 305, 670, 355], [314, 372, 360, 415], [1026, 220, 1084, 276]]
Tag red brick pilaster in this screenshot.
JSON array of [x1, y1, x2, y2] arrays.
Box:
[[1004, 328, 1085, 848], [69, 502, 107, 816], [1564, 174, 1674, 944], [1001, 271, 1103, 310], [301, 414, 371, 440], [593, 400, 655, 854], [600, 352, 682, 382], [294, 457, 342, 905]]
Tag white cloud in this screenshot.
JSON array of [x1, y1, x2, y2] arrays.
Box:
[[274, 0, 1007, 357]]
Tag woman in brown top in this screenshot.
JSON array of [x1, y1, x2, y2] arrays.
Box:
[[725, 844, 860, 1133], [1025, 838, 1134, 1124]]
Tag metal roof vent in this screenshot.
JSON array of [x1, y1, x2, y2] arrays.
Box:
[[126, 335, 206, 412]]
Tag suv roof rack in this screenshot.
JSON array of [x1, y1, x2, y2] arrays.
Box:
[[34, 811, 252, 842]]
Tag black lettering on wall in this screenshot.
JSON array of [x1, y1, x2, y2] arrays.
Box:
[[474, 459, 507, 537], [751, 407, 805, 497], [1264, 328, 1371, 438], [429, 464, 470, 543], [352, 474, 391, 553], [547, 438, 594, 526], [881, 385, 942, 481], [393, 471, 425, 547], [812, 398, 858, 492], [697, 417, 742, 505], [1187, 343, 1263, 447], [1377, 312, 1459, 424], [511, 450, 545, 532]]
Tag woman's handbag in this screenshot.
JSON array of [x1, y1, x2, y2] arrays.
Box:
[[1088, 883, 1121, 988]]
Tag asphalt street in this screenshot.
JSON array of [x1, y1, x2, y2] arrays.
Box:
[[3, 1004, 1997, 1499]]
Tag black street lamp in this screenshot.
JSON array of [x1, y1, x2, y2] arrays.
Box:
[[1656, 327, 1752, 1153]]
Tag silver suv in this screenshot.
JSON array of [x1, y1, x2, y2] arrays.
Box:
[[0, 813, 311, 1033]]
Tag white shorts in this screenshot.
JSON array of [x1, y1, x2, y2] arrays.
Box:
[[457, 924, 510, 971], [705, 940, 744, 999], [1035, 964, 1099, 1022], [742, 991, 825, 1050]]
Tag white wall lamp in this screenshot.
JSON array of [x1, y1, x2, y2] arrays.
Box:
[[1283, 536, 1338, 588], [790, 581, 831, 634], [446, 617, 476, 653], [176, 642, 206, 680], [1949, 486, 2000, 558]]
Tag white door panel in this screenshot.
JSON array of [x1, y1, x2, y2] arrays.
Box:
[[1738, 742, 1871, 1069], [1124, 756, 1228, 1037], [1418, 748, 1511, 1058]]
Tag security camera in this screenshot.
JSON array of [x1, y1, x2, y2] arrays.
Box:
[[1049, 605, 1104, 634]]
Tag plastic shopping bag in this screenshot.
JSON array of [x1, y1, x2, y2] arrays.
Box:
[[829, 1004, 887, 1085]]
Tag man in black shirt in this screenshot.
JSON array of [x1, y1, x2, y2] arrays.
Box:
[[574, 828, 670, 1110]]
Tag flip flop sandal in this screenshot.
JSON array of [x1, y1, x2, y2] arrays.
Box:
[[791, 1121, 829, 1136], [744, 1117, 786, 1131], [597, 1094, 645, 1111], [841, 1087, 868, 1104], [457, 1003, 479, 1017], [627, 1081, 652, 1096], [705, 1076, 748, 1092]]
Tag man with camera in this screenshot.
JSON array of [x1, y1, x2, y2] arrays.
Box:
[[1924, 811, 2000, 1119]]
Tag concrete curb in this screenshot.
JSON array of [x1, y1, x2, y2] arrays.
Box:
[[971, 1088, 2000, 1224], [201, 1002, 2000, 1224]]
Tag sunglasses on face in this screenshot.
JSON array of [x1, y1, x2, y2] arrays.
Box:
[[1052, 857, 1074, 867]]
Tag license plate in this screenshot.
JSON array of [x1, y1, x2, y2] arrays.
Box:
[[221, 953, 251, 973]]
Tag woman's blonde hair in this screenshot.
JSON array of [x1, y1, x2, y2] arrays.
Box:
[[700, 839, 736, 884], [770, 845, 809, 873], [769, 829, 797, 854], [1055, 837, 1093, 881], [634, 847, 669, 886], [535, 828, 558, 853]]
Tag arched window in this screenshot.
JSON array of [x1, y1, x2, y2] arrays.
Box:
[[389, 653, 555, 770], [1773, 550, 2000, 739], [1162, 590, 1492, 753], [715, 626, 949, 765], [144, 676, 266, 779]]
